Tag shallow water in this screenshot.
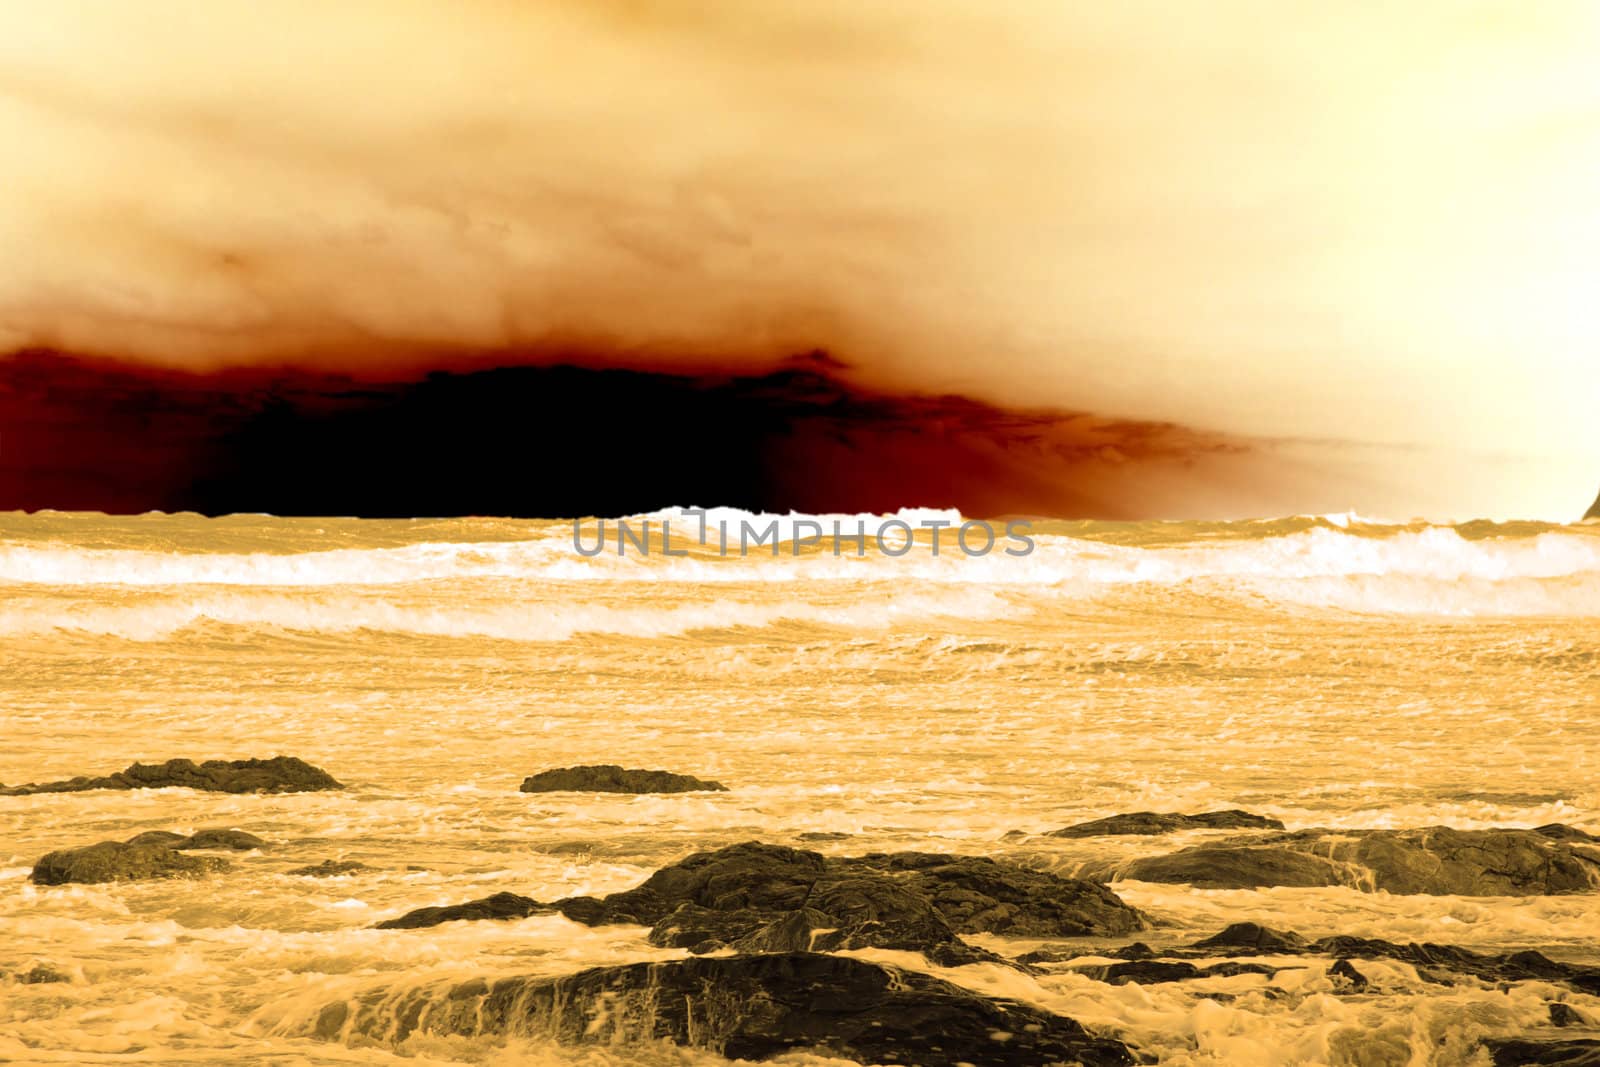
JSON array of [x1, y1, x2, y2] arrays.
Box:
[[2, 510, 1598, 1065]]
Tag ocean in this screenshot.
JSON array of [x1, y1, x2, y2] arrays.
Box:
[[2, 509, 1597, 1065]]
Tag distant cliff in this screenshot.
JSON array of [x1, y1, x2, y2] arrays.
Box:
[[1587, 487, 1600, 522]]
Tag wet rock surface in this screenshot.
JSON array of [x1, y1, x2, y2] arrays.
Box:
[[6, 962, 70, 984], [376, 891, 556, 929], [1072, 959, 1277, 985], [518, 764, 727, 794], [1106, 922, 1600, 996], [1115, 825, 1600, 895], [1, 756, 342, 795], [31, 838, 232, 885], [840, 850, 1147, 937], [286, 859, 370, 877], [1486, 1038, 1600, 1066], [377, 841, 1145, 964], [1045, 809, 1285, 837], [126, 828, 269, 851], [317, 952, 1136, 1067]]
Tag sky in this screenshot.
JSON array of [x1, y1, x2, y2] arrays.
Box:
[[1, 1, 1597, 519]]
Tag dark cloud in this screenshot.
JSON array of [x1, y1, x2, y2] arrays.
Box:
[[0, 349, 1285, 518]]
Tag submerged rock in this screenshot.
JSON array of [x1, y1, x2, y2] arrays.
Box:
[[0, 756, 342, 795], [1326, 959, 1369, 991], [1549, 1002, 1589, 1028], [1116, 826, 1600, 895], [287, 859, 369, 877], [518, 765, 727, 794], [1046, 810, 1285, 837], [1118, 844, 1344, 888], [1190, 922, 1310, 954], [7, 962, 70, 984], [1143, 923, 1600, 996], [1071, 959, 1275, 985], [1485, 1038, 1600, 1066], [315, 952, 1135, 1067], [31, 840, 230, 885], [376, 891, 555, 929], [127, 828, 268, 851], [377, 841, 1145, 966]]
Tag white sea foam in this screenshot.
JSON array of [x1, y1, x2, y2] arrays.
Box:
[[1, 515, 1596, 623]]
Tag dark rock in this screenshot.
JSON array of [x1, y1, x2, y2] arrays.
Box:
[[318, 952, 1136, 1066], [1047, 810, 1285, 838], [1118, 827, 1600, 895], [1203, 961, 1280, 978], [1327, 959, 1368, 990], [1076, 960, 1203, 984], [12, 963, 69, 984], [377, 841, 1144, 968], [1166, 925, 1600, 996], [1191, 922, 1309, 954], [125, 828, 267, 850], [0, 756, 342, 795], [797, 831, 851, 841], [288, 860, 370, 877], [376, 892, 554, 929], [518, 765, 727, 794], [1486, 1039, 1600, 1066], [1535, 824, 1599, 843], [1072, 959, 1277, 985], [1120, 845, 1344, 889], [31, 840, 230, 885], [174, 829, 268, 851], [841, 850, 1148, 936], [1550, 1002, 1587, 1027]]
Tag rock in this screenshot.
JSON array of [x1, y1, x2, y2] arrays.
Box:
[[1586, 485, 1600, 522], [377, 841, 1145, 967], [1163, 924, 1600, 996], [1076, 960, 1203, 984], [1113, 942, 1158, 960], [1327, 959, 1368, 990], [1535, 824, 1599, 843], [1191, 922, 1309, 954], [127, 828, 267, 850], [288, 860, 369, 877], [840, 850, 1148, 937], [518, 765, 727, 794], [10, 962, 69, 984], [1486, 1038, 1600, 1066], [1068, 958, 1278, 985], [1341, 827, 1600, 895], [1550, 1002, 1587, 1027], [0, 756, 342, 795], [1119, 844, 1345, 889], [316, 952, 1136, 1067], [180, 829, 269, 851], [31, 840, 230, 885], [1117, 827, 1600, 895], [1046, 810, 1285, 837], [375, 891, 554, 929]]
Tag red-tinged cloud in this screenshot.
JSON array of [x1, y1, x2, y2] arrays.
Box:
[[0, 349, 1296, 519]]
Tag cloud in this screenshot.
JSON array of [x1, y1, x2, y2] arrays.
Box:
[[1, 1, 1597, 517]]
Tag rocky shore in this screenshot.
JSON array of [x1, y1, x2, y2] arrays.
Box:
[[15, 763, 1600, 1065]]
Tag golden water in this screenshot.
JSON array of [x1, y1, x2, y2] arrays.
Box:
[[2, 510, 1598, 1064]]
